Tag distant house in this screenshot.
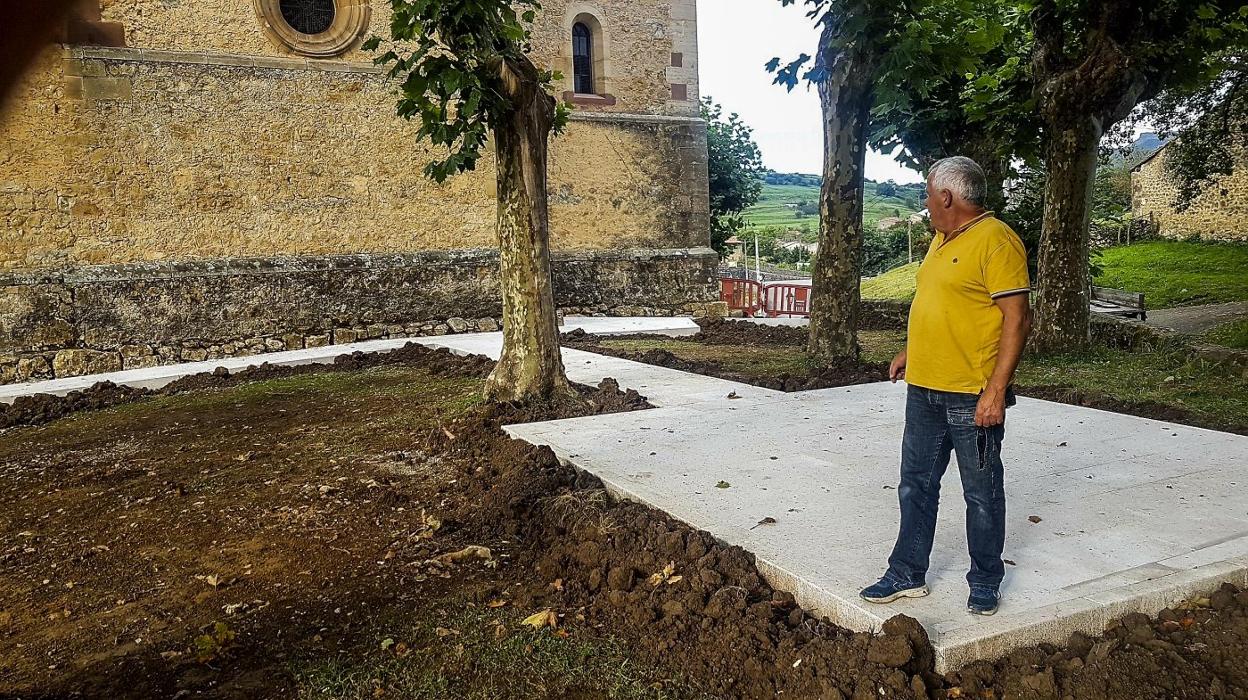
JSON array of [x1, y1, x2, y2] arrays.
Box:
[[778, 241, 818, 255], [877, 217, 906, 231], [1132, 138, 1248, 242]]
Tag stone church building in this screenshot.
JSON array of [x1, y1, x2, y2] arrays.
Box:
[[0, 0, 715, 383]]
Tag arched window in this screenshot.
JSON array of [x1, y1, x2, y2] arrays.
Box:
[[572, 22, 594, 94], [279, 0, 336, 35]]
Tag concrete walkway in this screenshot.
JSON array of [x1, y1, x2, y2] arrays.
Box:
[[5, 318, 1248, 673], [0, 316, 702, 404], [1146, 301, 1248, 334]]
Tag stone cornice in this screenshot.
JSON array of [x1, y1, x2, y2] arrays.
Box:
[[0, 248, 718, 286]]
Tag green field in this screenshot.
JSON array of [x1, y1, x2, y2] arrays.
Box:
[[743, 182, 922, 234], [1095, 240, 1248, 308], [856, 240, 1248, 309], [861, 261, 919, 301]]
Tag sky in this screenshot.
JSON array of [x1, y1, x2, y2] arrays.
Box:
[[696, 0, 924, 184]]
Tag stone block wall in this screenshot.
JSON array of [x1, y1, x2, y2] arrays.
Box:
[[0, 0, 714, 384], [1, 46, 709, 271], [1131, 142, 1248, 242], [0, 248, 720, 383]]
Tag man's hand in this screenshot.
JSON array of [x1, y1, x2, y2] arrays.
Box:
[[889, 350, 907, 383], [976, 386, 1006, 426]]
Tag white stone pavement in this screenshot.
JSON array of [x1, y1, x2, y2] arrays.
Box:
[[0, 316, 701, 404], [5, 317, 1247, 673]]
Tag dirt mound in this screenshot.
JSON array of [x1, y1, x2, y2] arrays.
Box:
[[0, 381, 152, 429], [569, 341, 889, 394], [1020, 384, 1248, 436], [452, 411, 1248, 697], [691, 318, 807, 346], [433, 403, 941, 698]]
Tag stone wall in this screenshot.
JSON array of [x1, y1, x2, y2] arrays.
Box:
[[0, 248, 720, 382], [1, 46, 708, 271], [0, 0, 713, 384], [1131, 142, 1248, 242], [97, 0, 699, 116]]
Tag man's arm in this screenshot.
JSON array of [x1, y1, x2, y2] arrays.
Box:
[[975, 293, 1032, 426]]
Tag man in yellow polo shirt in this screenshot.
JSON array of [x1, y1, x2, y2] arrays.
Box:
[[860, 156, 1032, 616]]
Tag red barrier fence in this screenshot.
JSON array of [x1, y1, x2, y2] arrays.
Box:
[[719, 278, 812, 318], [719, 278, 764, 316], [763, 283, 811, 318]]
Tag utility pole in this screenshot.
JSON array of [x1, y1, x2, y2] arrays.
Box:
[[754, 233, 762, 282], [907, 218, 913, 264]]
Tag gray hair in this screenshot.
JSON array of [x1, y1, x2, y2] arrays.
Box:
[[927, 156, 987, 208]]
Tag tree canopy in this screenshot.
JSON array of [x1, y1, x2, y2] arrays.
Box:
[[364, 0, 570, 183], [702, 97, 766, 258]]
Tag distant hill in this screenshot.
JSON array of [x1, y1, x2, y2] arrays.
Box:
[[1133, 132, 1164, 153], [746, 174, 923, 232], [1113, 132, 1168, 167]]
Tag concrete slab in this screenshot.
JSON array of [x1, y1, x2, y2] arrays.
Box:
[[506, 379, 1248, 672]]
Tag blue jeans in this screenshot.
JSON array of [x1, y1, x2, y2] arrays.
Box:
[[885, 385, 1009, 591]]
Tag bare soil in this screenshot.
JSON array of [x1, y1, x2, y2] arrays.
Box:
[[2, 343, 1248, 699], [562, 322, 889, 393]]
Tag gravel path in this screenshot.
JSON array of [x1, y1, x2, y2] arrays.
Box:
[[1145, 301, 1248, 334]]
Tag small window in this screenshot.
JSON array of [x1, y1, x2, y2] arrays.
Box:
[[572, 22, 594, 94], [279, 0, 336, 35]]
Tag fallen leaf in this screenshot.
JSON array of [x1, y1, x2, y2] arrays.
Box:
[[715, 481, 731, 489], [549, 578, 564, 592], [750, 517, 777, 530], [1004, 559, 1016, 566], [434, 627, 459, 638], [434, 545, 492, 565], [393, 642, 410, 658], [486, 599, 508, 608], [521, 609, 558, 629], [1028, 515, 1042, 524], [647, 562, 680, 587], [792, 658, 802, 668], [726, 391, 740, 400], [1057, 441, 1068, 447], [380, 637, 395, 651]]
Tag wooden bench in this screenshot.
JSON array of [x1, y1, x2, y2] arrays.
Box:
[[1090, 285, 1146, 321]]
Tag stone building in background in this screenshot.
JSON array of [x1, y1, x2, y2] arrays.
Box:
[[1131, 139, 1248, 243], [0, 0, 714, 383]]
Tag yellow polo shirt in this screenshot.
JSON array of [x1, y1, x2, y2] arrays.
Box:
[[906, 213, 1030, 394]]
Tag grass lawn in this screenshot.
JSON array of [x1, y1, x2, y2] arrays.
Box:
[[1095, 241, 1248, 308], [861, 261, 919, 301], [1204, 318, 1248, 350]]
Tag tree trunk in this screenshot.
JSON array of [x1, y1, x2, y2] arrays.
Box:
[[808, 19, 876, 361], [484, 57, 573, 402], [1032, 115, 1101, 353]]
